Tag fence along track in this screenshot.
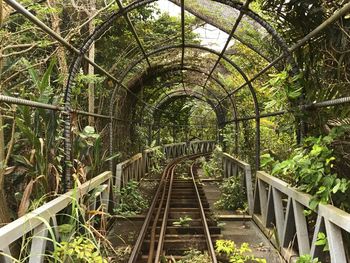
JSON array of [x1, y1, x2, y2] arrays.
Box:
[[128, 154, 219, 263]]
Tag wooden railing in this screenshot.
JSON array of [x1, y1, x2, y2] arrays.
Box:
[[0, 171, 112, 263], [221, 153, 254, 215], [253, 171, 350, 262]]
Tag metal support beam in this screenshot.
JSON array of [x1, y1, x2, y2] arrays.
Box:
[[222, 96, 350, 124], [214, 2, 350, 107], [5, 0, 156, 112], [115, 0, 151, 67], [204, 0, 251, 87]]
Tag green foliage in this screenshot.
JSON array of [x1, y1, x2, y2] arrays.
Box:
[[315, 232, 329, 252], [53, 236, 107, 263], [175, 249, 211, 263], [215, 240, 266, 263], [172, 215, 192, 227], [262, 127, 350, 209], [114, 180, 148, 216], [148, 144, 165, 174], [201, 146, 223, 178], [11, 58, 63, 194], [296, 254, 321, 263], [260, 66, 303, 111], [215, 176, 246, 211], [73, 126, 119, 178]]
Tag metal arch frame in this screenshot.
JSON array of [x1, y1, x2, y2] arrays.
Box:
[[8, 0, 292, 185], [108, 43, 260, 167], [117, 66, 240, 154], [6, 0, 350, 187], [109, 60, 241, 150], [138, 82, 226, 124], [153, 89, 221, 119], [151, 89, 219, 143], [57, 0, 297, 181], [204, 0, 251, 88], [133, 65, 238, 114], [108, 43, 259, 118]]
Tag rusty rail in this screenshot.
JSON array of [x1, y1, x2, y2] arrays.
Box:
[[190, 163, 217, 263]]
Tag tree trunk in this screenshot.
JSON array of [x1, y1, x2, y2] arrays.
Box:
[[0, 1, 12, 226]]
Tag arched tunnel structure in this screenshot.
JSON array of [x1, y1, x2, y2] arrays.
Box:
[[2, 1, 350, 262], [60, 0, 298, 188], [4, 0, 350, 190]]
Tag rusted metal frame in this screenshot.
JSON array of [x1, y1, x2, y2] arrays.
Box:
[[149, 85, 226, 133], [190, 163, 218, 262], [0, 95, 158, 126], [133, 43, 259, 166], [110, 44, 247, 120], [203, 0, 252, 87], [115, 0, 151, 67], [136, 65, 237, 117], [5, 0, 158, 190], [214, 2, 350, 107], [152, 89, 225, 127], [149, 66, 239, 152], [223, 95, 350, 124], [180, 0, 186, 94], [4, 0, 149, 106], [169, 0, 271, 63], [180, 0, 185, 68]]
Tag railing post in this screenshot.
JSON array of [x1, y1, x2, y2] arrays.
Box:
[[28, 223, 49, 263]]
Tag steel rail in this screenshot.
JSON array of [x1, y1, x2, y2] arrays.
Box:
[[128, 157, 180, 263], [190, 163, 217, 263], [153, 164, 175, 263], [214, 2, 350, 107], [129, 153, 212, 263]]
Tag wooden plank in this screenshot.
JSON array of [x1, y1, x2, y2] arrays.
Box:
[[265, 185, 275, 228], [310, 215, 327, 261], [292, 199, 310, 255], [28, 223, 49, 263], [258, 179, 268, 221], [272, 188, 285, 245], [244, 164, 254, 215], [282, 197, 296, 248], [324, 219, 347, 263]]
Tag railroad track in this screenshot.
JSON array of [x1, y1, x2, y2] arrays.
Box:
[[128, 155, 221, 263]]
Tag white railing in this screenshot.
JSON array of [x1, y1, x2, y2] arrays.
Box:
[[0, 141, 216, 262], [221, 153, 254, 215], [0, 171, 112, 263], [115, 140, 216, 192], [253, 171, 350, 263], [188, 140, 215, 155]]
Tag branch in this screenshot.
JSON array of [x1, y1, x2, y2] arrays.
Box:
[[1, 44, 37, 58]]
